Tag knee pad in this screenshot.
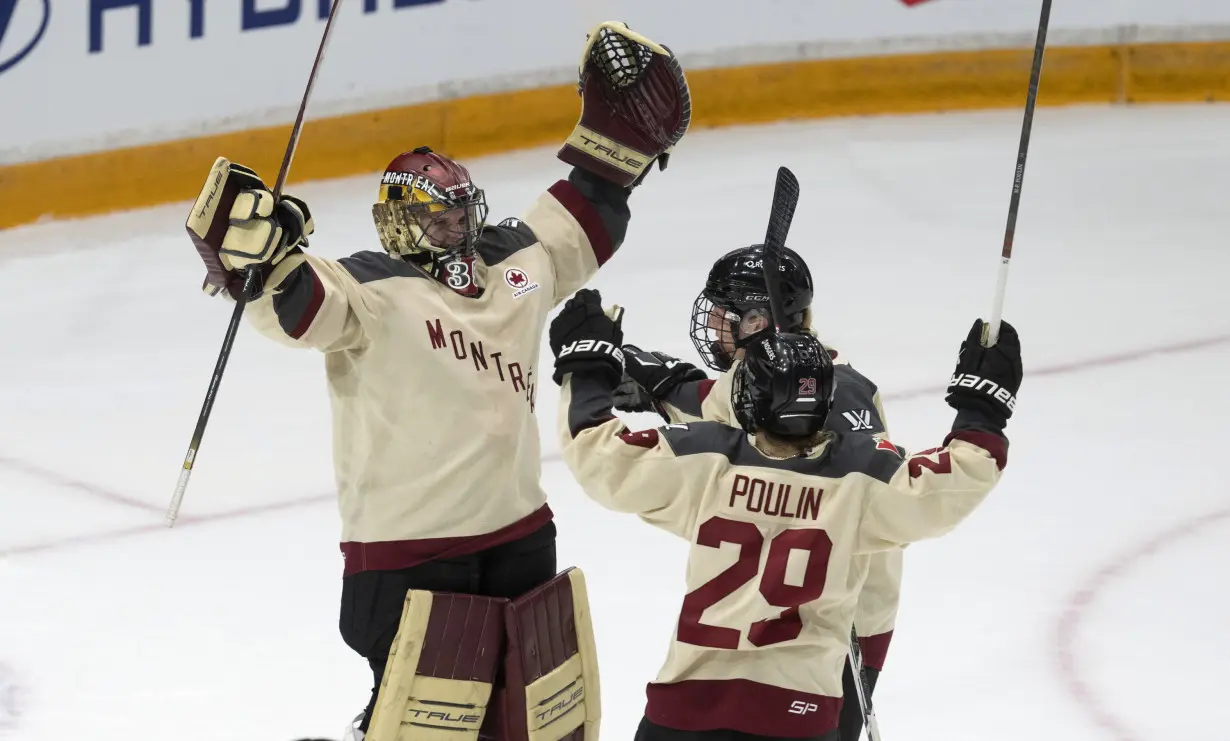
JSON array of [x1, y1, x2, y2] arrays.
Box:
[[365, 591, 506, 741], [497, 567, 601, 741]]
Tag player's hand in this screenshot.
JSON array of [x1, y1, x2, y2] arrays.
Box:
[[945, 319, 1022, 428], [218, 186, 313, 272], [550, 289, 625, 385], [612, 373, 655, 413], [622, 345, 708, 398]]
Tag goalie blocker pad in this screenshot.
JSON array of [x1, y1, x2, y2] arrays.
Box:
[[559, 21, 691, 187], [186, 157, 258, 294], [365, 569, 600, 741]]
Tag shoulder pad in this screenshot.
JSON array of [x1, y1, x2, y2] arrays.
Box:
[[659, 421, 743, 458], [338, 251, 426, 284], [476, 218, 539, 266]]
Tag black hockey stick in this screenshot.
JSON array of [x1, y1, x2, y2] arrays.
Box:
[[848, 626, 882, 741], [986, 0, 1052, 347], [761, 166, 800, 332], [166, 0, 343, 527]]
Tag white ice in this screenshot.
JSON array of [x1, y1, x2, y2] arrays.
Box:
[[1, 104, 1229, 741]]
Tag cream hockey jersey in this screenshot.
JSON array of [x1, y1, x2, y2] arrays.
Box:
[[657, 350, 903, 670], [558, 371, 1008, 737], [244, 169, 630, 576]]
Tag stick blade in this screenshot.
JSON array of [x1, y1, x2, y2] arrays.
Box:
[[763, 166, 800, 331], [764, 167, 800, 252]]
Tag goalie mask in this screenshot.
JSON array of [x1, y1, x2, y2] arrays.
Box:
[[732, 331, 835, 439], [690, 244, 814, 372], [372, 147, 489, 258]]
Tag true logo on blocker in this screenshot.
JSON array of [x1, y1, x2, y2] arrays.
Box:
[[0, 0, 50, 76]]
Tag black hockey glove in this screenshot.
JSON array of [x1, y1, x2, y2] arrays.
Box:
[[550, 289, 625, 385], [622, 345, 709, 399], [613, 373, 656, 413], [945, 319, 1022, 430]]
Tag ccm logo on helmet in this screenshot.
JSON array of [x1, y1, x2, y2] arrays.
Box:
[[559, 340, 625, 365], [949, 373, 1017, 410], [744, 259, 787, 271]]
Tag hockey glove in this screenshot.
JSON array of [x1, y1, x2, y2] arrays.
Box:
[[623, 345, 708, 396], [551, 289, 625, 386], [612, 373, 655, 413], [945, 319, 1022, 429], [187, 157, 314, 296], [559, 21, 691, 187]]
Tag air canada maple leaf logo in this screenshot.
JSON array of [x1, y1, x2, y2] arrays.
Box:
[[505, 269, 528, 288], [504, 267, 540, 299]]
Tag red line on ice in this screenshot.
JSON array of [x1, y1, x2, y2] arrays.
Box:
[[1, 332, 1227, 559], [1053, 507, 1230, 741]]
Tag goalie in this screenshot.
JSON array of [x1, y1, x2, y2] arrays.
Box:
[[183, 22, 690, 741]]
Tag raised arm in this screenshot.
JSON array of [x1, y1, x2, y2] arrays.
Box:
[[858, 319, 1022, 550], [551, 290, 700, 537], [187, 158, 377, 354]]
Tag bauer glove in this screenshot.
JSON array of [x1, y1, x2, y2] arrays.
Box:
[[622, 345, 708, 398], [551, 289, 625, 386], [945, 319, 1022, 430]]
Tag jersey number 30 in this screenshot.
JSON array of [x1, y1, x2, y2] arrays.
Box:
[[678, 516, 832, 649]]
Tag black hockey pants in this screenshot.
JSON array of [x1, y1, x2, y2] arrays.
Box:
[[338, 521, 558, 734]]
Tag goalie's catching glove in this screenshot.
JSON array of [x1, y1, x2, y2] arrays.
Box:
[[559, 21, 691, 187]]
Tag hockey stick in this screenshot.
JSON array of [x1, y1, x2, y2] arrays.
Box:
[[761, 166, 800, 332], [847, 626, 883, 741], [166, 0, 343, 527], [986, 0, 1052, 347]]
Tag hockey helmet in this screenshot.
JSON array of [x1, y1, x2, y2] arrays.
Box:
[[732, 331, 835, 438], [372, 147, 489, 257], [690, 243, 814, 372]]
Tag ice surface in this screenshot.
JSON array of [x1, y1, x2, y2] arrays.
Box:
[[1, 103, 1228, 740]]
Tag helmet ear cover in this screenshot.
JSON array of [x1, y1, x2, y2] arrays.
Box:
[[732, 330, 835, 439]]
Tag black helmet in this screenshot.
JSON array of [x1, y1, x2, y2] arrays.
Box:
[[732, 331, 835, 438], [689, 244, 814, 372]]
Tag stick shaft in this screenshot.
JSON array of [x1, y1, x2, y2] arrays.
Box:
[[166, 1, 343, 526], [988, 0, 1052, 346], [847, 628, 882, 741], [271, 1, 342, 199]]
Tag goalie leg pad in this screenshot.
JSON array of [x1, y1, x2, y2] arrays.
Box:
[[365, 590, 508, 741], [498, 568, 601, 741]]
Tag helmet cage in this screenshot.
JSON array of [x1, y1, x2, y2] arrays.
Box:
[[373, 175, 488, 257]]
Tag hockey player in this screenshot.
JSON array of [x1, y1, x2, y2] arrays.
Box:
[[184, 22, 691, 741], [614, 244, 900, 740], [550, 287, 1020, 740]]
